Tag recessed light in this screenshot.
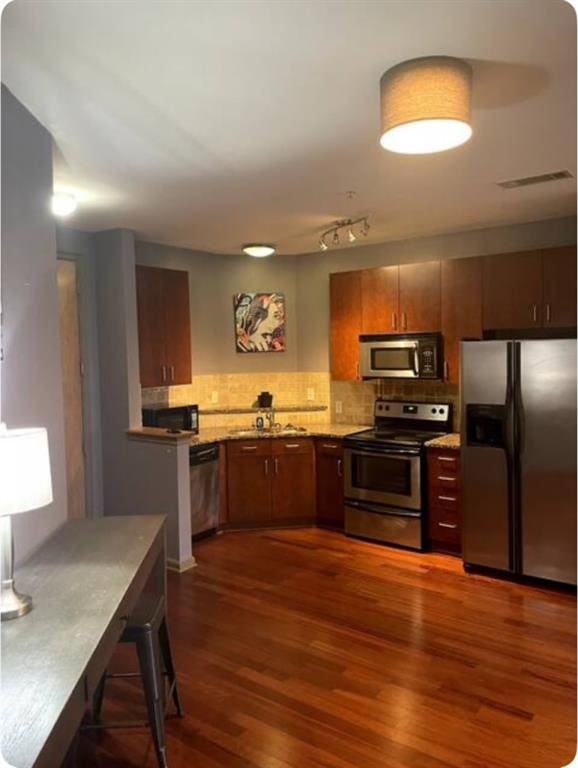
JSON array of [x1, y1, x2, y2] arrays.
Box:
[[51, 193, 78, 217], [242, 244, 275, 258]]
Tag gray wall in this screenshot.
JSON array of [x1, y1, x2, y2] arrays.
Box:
[[0, 86, 67, 560], [56, 226, 104, 518], [136, 241, 298, 374], [93, 229, 142, 514], [296, 216, 577, 371]]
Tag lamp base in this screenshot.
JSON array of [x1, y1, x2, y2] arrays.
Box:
[[1, 581, 32, 621]]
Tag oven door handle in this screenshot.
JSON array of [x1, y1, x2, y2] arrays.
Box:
[[343, 445, 421, 458], [345, 499, 421, 518]]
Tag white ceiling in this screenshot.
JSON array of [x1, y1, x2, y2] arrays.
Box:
[[2, 0, 576, 255]]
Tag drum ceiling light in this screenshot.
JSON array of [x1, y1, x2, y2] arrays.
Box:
[[379, 56, 473, 155], [242, 244, 276, 258]]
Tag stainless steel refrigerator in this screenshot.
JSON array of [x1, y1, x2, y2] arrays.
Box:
[[461, 339, 576, 585]]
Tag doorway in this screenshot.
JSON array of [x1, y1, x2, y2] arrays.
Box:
[[57, 258, 87, 519]]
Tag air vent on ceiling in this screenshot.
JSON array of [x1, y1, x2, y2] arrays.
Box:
[[497, 170, 574, 189]]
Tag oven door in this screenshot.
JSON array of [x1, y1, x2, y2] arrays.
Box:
[[360, 339, 420, 379], [344, 446, 421, 510]]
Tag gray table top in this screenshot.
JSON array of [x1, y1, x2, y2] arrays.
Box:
[[1, 515, 165, 768]]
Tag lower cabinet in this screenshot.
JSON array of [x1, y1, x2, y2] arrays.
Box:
[[226, 439, 315, 526], [315, 439, 344, 528], [427, 448, 462, 554]]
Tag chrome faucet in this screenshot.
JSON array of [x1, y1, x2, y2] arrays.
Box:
[[265, 408, 276, 430]]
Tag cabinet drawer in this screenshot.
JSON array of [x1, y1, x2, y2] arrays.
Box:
[[315, 438, 343, 456], [430, 473, 459, 492], [272, 438, 313, 455], [428, 451, 460, 475], [430, 517, 461, 547], [227, 440, 271, 457], [430, 491, 460, 513]]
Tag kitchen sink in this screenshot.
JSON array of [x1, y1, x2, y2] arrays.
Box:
[[228, 426, 308, 438]]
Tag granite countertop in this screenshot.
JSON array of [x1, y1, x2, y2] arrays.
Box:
[[425, 433, 460, 450], [127, 423, 369, 446]]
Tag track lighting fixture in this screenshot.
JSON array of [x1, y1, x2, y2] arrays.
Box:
[[318, 217, 370, 251]]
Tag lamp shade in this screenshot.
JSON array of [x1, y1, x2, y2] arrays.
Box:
[[380, 56, 473, 154], [0, 425, 53, 516]]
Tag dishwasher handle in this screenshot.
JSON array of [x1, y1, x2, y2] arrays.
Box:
[[189, 443, 220, 466]]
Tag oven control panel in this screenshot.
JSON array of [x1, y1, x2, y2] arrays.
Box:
[[375, 400, 451, 424]]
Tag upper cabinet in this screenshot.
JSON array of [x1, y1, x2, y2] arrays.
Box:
[[330, 271, 361, 380], [136, 265, 192, 387], [483, 247, 577, 331], [361, 266, 399, 333], [398, 260, 441, 333], [360, 261, 441, 335], [441, 257, 483, 384], [483, 250, 543, 329], [542, 246, 577, 328]]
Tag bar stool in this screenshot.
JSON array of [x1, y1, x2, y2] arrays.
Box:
[[90, 594, 183, 768]]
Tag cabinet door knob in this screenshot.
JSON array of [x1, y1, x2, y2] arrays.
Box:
[[170, 365, 175, 382], [545, 303, 551, 323], [532, 303, 538, 323], [438, 521, 458, 529], [274, 457, 279, 475], [264, 458, 269, 475], [402, 312, 407, 330], [392, 312, 397, 330], [337, 458, 343, 478], [161, 365, 167, 383], [443, 360, 449, 381]]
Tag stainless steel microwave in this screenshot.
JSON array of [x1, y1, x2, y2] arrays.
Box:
[[359, 333, 442, 379]]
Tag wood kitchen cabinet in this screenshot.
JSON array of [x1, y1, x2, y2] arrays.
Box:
[[441, 257, 483, 384], [542, 245, 577, 328], [225, 439, 315, 527], [398, 260, 441, 332], [483, 247, 577, 331], [361, 266, 399, 333], [360, 261, 441, 335], [330, 271, 361, 380], [271, 440, 315, 521], [226, 441, 272, 525], [315, 439, 344, 528], [427, 448, 461, 555], [483, 250, 543, 330], [136, 265, 192, 387]]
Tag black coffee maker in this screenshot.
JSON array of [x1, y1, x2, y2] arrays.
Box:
[[257, 391, 273, 408]]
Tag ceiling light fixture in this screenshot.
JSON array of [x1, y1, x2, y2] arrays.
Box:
[[242, 244, 276, 258], [51, 192, 78, 217], [379, 56, 473, 154], [318, 217, 370, 251]]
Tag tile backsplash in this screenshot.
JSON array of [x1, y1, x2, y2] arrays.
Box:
[[142, 372, 460, 431], [142, 372, 332, 429]]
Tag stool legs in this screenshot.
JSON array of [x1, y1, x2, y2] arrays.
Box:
[[136, 629, 168, 768], [159, 618, 183, 717], [92, 673, 107, 724]]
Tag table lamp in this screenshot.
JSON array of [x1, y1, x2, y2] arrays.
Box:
[[0, 423, 53, 621]]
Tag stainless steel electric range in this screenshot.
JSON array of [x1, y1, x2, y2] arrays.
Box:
[[343, 400, 452, 550]]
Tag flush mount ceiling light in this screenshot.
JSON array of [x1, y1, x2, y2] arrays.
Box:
[[242, 244, 275, 258], [379, 56, 473, 155], [318, 217, 370, 251], [51, 192, 78, 217]]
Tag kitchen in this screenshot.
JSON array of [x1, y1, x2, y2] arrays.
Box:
[[1, 2, 576, 768]]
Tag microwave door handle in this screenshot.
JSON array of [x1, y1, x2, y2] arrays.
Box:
[[413, 346, 419, 376]]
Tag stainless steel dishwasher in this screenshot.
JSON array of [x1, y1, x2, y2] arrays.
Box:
[[190, 443, 220, 540]]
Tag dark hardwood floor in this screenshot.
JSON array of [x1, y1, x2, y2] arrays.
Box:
[[79, 528, 576, 768]]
